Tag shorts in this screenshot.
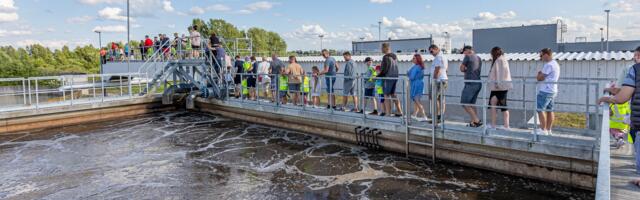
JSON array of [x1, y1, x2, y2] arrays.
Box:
[[325, 76, 337, 94], [489, 90, 508, 112], [289, 83, 301, 92], [379, 94, 385, 103], [383, 79, 397, 95], [343, 81, 356, 96], [279, 90, 288, 98], [429, 80, 448, 100], [192, 45, 200, 50], [460, 82, 482, 104], [247, 77, 256, 88], [364, 88, 375, 97], [536, 91, 556, 112]]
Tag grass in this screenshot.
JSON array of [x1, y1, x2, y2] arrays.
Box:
[[553, 112, 587, 129]]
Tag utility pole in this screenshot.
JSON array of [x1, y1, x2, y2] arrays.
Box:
[[600, 27, 604, 52], [378, 21, 382, 41], [95, 31, 103, 75], [127, 0, 131, 73], [605, 9, 610, 51]]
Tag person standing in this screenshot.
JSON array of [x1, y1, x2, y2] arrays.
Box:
[[428, 44, 448, 123], [233, 55, 244, 98], [310, 66, 322, 108], [320, 49, 339, 110], [285, 55, 304, 106], [409, 54, 427, 121], [341, 52, 360, 112], [460, 46, 483, 127], [248, 56, 258, 100], [144, 35, 153, 59], [379, 43, 403, 117], [100, 48, 107, 64], [258, 56, 271, 99], [363, 57, 379, 115], [597, 46, 640, 187], [488, 47, 513, 130], [536, 48, 561, 135], [190, 26, 201, 58], [271, 53, 285, 103]]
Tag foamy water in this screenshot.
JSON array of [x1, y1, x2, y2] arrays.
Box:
[[0, 111, 593, 199]]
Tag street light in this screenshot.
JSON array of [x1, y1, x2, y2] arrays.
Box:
[[319, 34, 325, 50], [378, 21, 382, 41], [95, 30, 103, 75], [605, 9, 610, 51], [600, 27, 604, 52]]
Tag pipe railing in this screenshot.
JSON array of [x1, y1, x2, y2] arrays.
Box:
[[595, 102, 610, 200]]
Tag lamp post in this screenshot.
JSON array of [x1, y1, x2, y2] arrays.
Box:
[[95, 30, 103, 75], [126, 0, 131, 73], [600, 27, 604, 52], [319, 34, 325, 50], [378, 21, 382, 41], [605, 9, 610, 51]]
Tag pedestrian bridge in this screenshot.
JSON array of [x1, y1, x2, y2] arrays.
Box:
[[1, 51, 635, 199]]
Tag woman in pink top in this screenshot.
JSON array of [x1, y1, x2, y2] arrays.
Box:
[[488, 47, 513, 130]]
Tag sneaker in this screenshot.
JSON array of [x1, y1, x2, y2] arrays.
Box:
[[411, 115, 419, 121], [535, 129, 549, 135], [486, 124, 496, 130], [422, 117, 429, 122], [379, 113, 386, 117], [497, 126, 511, 131], [326, 105, 331, 109], [368, 110, 379, 115]]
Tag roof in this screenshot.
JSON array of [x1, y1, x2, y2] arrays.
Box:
[[284, 51, 635, 62]]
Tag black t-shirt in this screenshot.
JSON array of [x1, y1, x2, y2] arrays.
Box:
[[210, 36, 220, 46]]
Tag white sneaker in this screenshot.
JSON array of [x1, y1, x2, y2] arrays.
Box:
[[535, 129, 548, 135], [411, 115, 419, 121], [497, 126, 511, 131], [486, 125, 496, 130]]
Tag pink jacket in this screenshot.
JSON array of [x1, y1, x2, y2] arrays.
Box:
[[489, 56, 513, 91]]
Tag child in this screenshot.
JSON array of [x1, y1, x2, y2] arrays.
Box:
[[375, 64, 385, 116], [279, 74, 289, 105], [363, 57, 379, 115], [224, 66, 234, 86], [610, 102, 631, 148], [310, 66, 322, 108]]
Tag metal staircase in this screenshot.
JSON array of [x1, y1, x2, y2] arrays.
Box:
[[139, 38, 229, 107]]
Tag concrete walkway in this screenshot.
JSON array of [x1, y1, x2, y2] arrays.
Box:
[[611, 142, 640, 199]]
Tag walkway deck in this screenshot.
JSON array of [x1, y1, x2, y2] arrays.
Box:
[[611, 143, 640, 199]]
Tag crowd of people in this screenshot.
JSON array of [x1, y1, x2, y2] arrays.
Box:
[[226, 42, 564, 136], [100, 25, 228, 65]]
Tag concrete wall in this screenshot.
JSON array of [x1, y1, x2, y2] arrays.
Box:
[[0, 96, 170, 134]]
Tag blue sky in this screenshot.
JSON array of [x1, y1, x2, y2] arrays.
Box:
[[0, 0, 638, 50]]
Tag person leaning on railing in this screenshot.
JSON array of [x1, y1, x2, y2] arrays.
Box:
[[598, 46, 640, 188]]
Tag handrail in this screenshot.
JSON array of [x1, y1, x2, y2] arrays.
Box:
[[595, 102, 611, 200]]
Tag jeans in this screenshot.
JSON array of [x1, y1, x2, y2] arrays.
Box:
[[631, 130, 640, 174]]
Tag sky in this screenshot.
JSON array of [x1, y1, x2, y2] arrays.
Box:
[[0, 0, 638, 51]]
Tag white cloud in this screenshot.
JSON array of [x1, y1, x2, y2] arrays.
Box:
[[162, 0, 174, 12], [98, 7, 128, 21], [0, 29, 31, 37], [77, 0, 120, 5], [474, 11, 517, 21], [207, 4, 231, 12], [92, 25, 127, 33], [66, 15, 94, 24], [0, 0, 18, 22], [370, 0, 392, 4], [237, 1, 276, 14], [606, 0, 639, 12], [425, 5, 431, 9], [15, 39, 70, 49], [189, 6, 205, 15]]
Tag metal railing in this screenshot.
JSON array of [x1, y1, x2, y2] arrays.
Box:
[[0, 73, 151, 112], [595, 102, 611, 200]]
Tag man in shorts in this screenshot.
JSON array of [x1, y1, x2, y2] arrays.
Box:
[[341, 52, 360, 112], [536, 48, 561, 135], [286, 55, 304, 106], [429, 44, 448, 123], [378, 43, 402, 117], [459, 46, 482, 127], [320, 49, 338, 109]]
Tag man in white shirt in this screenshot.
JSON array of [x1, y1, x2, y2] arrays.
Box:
[[258, 56, 271, 100], [429, 44, 448, 123], [536, 48, 561, 135]]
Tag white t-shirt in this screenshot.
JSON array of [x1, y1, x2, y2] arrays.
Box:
[[258, 61, 271, 82], [190, 31, 201, 46], [430, 52, 448, 81], [539, 60, 560, 94]]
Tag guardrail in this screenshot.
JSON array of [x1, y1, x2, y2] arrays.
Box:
[[227, 72, 602, 140], [0, 73, 150, 112]]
